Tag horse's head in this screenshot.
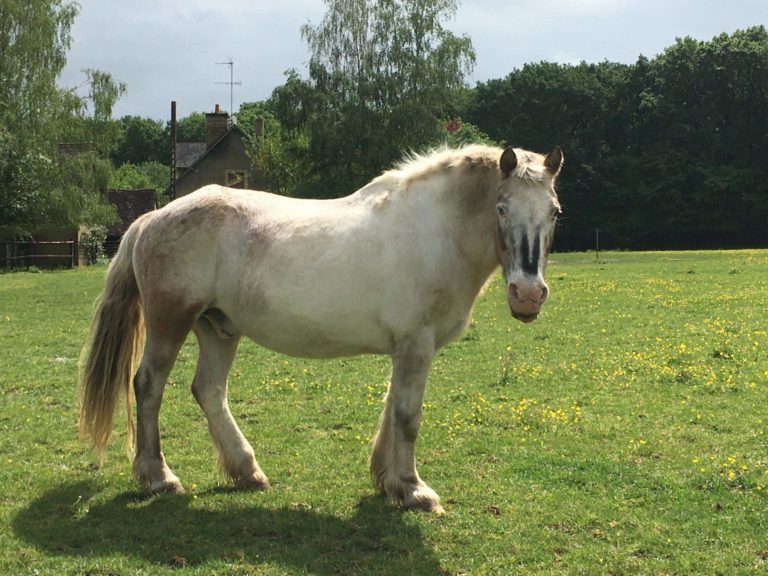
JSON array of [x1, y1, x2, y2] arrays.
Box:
[[495, 146, 563, 323]]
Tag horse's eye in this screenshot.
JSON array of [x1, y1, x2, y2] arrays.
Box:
[[496, 205, 508, 218]]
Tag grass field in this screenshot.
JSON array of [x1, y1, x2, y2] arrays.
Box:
[[1, 250, 767, 575]]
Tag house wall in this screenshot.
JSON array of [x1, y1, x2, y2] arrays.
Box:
[[175, 132, 270, 198]]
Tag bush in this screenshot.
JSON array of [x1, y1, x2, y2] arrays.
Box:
[[80, 225, 108, 265]]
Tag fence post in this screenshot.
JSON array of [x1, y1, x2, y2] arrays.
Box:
[[596, 228, 600, 262]]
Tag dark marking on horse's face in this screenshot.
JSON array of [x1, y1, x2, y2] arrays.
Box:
[[496, 199, 558, 279], [519, 229, 542, 277]]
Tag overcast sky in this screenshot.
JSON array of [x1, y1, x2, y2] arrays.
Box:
[[58, 0, 768, 122]]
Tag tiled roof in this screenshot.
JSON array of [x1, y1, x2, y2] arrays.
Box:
[[175, 142, 207, 168], [107, 188, 157, 236]]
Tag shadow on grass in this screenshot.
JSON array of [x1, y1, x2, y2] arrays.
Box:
[[13, 481, 441, 574]]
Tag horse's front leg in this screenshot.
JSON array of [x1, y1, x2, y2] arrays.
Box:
[[370, 331, 443, 513]]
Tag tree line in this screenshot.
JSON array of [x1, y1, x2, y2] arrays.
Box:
[[2, 0, 766, 251], [464, 27, 768, 250]]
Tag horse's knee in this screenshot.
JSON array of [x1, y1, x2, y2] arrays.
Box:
[[133, 366, 156, 401], [190, 375, 210, 404], [134, 340, 180, 397], [191, 368, 229, 413], [394, 405, 422, 442]]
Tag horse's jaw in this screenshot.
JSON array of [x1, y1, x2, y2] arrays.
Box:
[[511, 310, 539, 323]]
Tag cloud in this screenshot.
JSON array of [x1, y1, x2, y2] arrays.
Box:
[[61, 0, 325, 119], [60, 0, 768, 120]]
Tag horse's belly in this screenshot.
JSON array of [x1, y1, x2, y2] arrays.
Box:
[[237, 311, 391, 359]]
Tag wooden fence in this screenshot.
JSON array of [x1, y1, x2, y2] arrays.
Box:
[[1, 239, 81, 269]]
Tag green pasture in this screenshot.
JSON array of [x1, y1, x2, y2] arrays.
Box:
[[1, 250, 767, 575]]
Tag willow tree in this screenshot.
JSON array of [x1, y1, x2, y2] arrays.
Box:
[[0, 0, 78, 143], [0, 1, 123, 234], [271, 0, 475, 196]]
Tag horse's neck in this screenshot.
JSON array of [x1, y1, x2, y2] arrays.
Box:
[[430, 166, 501, 288]]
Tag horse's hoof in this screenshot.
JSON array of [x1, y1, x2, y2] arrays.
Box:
[[150, 480, 186, 495], [404, 499, 445, 514], [402, 483, 444, 514], [235, 475, 271, 491], [403, 495, 445, 514]]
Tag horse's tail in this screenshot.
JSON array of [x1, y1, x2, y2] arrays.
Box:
[[78, 220, 146, 461]]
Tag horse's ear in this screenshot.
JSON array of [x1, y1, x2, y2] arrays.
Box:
[[500, 146, 518, 178], [544, 147, 564, 176]]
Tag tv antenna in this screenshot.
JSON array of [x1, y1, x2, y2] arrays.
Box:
[[215, 58, 242, 116]]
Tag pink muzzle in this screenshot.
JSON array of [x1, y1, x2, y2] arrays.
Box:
[[507, 279, 549, 323]]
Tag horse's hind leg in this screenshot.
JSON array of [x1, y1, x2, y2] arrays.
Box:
[[192, 314, 269, 490], [132, 297, 201, 494], [132, 334, 188, 494]]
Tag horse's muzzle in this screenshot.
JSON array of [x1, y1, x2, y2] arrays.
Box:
[[507, 280, 548, 323]]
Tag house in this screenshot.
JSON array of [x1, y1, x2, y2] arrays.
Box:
[[173, 105, 269, 198], [105, 188, 157, 256]]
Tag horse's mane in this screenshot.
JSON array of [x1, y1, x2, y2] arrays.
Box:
[[375, 144, 549, 187]]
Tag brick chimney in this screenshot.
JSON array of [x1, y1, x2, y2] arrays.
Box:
[[253, 116, 264, 138], [205, 104, 229, 148]]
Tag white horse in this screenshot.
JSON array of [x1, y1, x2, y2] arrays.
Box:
[[79, 144, 563, 513]]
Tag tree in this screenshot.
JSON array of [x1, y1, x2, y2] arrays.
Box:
[[111, 116, 169, 166], [0, 0, 80, 234], [109, 161, 170, 205], [0, 0, 122, 235], [175, 112, 206, 142], [239, 101, 311, 196], [611, 27, 768, 247], [271, 0, 475, 196], [46, 151, 117, 230], [61, 68, 127, 156], [432, 118, 501, 148], [0, 0, 78, 145], [465, 61, 630, 249]]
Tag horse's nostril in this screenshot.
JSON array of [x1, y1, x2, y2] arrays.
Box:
[[508, 282, 520, 302], [508, 280, 548, 305]]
